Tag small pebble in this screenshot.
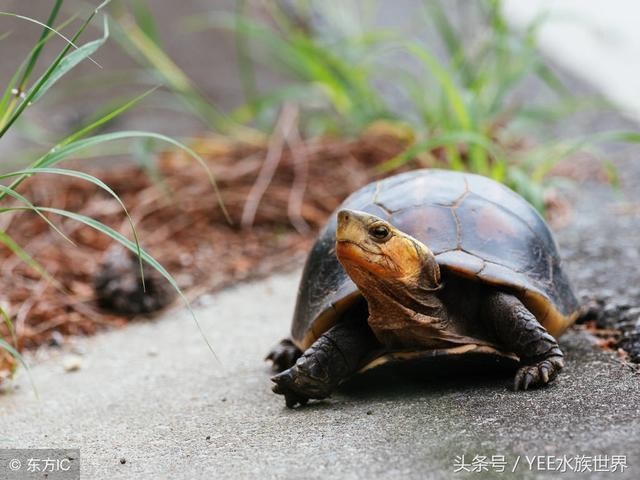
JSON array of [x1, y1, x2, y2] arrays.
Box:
[[366, 410, 373, 415], [221, 397, 227, 402], [48, 331, 64, 348], [147, 348, 159, 357], [62, 355, 83, 373], [206, 435, 211, 441], [119, 458, 126, 465]]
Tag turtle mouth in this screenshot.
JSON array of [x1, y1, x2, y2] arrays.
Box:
[[335, 239, 386, 267], [336, 239, 380, 256], [336, 239, 397, 279]]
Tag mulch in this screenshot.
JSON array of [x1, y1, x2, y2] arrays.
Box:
[[0, 126, 409, 352]]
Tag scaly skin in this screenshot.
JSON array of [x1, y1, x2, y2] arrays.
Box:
[[483, 292, 564, 390], [271, 320, 380, 408]]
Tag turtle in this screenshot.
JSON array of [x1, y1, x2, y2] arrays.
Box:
[[266, 169, 581, 408]]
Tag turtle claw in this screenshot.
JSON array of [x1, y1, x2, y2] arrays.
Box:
[[271, 370, 312, 408], [284, 392, 308, 409], [514, 356, 564, 391], [266, 339, 302, 372], [540, 365, 550, 384], [271, 364, 332, 408]]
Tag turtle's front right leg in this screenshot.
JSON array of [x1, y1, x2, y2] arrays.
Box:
[[271, 320, 379, 408]]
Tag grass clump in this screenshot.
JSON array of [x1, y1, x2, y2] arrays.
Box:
[[0, 0, 218, 384], [117, 0, 628, 213], [226, 0, 610, 211]]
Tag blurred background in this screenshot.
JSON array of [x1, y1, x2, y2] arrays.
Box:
[[0, 0, 593, 165]]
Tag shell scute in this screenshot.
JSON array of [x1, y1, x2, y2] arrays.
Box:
[[291, 169, 579, 348]]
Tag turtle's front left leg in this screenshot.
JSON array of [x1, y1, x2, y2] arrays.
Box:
[[483, 292, 565, 391], [271, 320, 379, 408], [266, 338, 302, 372]]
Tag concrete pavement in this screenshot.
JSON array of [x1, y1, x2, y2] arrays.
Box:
[[1, 269, 639, 479]]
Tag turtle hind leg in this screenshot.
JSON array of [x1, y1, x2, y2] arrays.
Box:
[[265, 338, 302, 372], [483, 292, 564, 391], [271, 320, 380, 408]]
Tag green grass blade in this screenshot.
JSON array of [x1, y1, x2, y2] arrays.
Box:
[[0, 185, 74, 245], [514, 96, 611, 125], [222, 13, 389, 128], [0, 337, 37, 396], [58, 86, 159, 147], [234, 0, 258, 107], [0, 229, 61, 290], [529, 130, 640, 182], [0, 167, 144, 285], [0, 311, 38, 396], [507, 167, 546, 212], [114, 14, 243, 136], [424, 0, 473, 86], [379, 130, 498, 172], [0, 338, 17, 375], [588, 130, 640, 144], [405, 41, 472, 130], [131, 0, 162, 46], [0, 60, 27, 125], [1, 131, 230, 225], [232, 84, 315, 125], [1, 167, 139, 228], [29, 16, 109, 104], [16, 0, 63, 90], [0, 1, 111, 139], [0, 10, 88, 62], [0, 14, 79, 125], [0, 306, 17, 350]]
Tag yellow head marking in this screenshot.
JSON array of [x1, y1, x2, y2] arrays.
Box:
[[335, 209, 438, 283]]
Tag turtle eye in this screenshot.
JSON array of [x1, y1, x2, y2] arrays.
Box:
[[369, 224, 391, 241]]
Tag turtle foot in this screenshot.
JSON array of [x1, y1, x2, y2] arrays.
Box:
[[271, 364, 332, 408], [265, 338, 302, 372], [514, 355, 564, 391]]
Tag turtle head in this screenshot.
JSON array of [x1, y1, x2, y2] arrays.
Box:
[[335, 209, 440, 288]]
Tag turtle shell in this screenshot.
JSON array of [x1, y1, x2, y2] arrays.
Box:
[[291, 169, 579, 353]]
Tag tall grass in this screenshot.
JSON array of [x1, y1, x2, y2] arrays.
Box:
[[224, 0, 605, 210], [0, 0, 219, 383], [114, 0, 632, 213], [111, 0, 264, 144]]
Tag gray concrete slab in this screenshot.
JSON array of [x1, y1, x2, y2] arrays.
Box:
[[1, 267, 639, 480]]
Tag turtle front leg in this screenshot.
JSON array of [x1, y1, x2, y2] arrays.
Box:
[[271, 320, 379, 408], [483, 292, 564, 391]]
